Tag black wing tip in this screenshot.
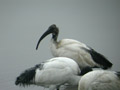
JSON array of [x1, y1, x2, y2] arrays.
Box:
[[91, 49, 113, 69], [83, 47, 113, 69], [107, 62, 113, 68], [102, 60, 113, 69]]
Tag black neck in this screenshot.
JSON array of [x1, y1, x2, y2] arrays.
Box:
[[52, 33, 58, 42]]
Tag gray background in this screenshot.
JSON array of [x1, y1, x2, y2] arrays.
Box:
[[0, 0, 120, 90]]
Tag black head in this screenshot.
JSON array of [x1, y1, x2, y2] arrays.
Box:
[[36, 24, 59, 50]]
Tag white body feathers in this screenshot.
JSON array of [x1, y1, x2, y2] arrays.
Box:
[[78, 70, 120, 90], [35, 57, 80, 88], [50, 39, 98, 68], [15, 57, 81, 90]]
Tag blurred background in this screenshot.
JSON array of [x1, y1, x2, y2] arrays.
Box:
[[0, 0, 120, 90]]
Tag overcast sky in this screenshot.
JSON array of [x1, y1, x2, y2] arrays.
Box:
[[0, 0, 120, 90]]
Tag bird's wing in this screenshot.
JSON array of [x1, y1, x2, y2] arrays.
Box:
[[56, 39, 94, 68], [43, 57, 80, 75], [82, 47, 112, 69], [57, 39, 112, 69], [35, 67, 72, 85]]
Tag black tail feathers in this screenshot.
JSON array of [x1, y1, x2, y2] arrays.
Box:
[[15, 64, 42, 86], [83, 47, 113, 69], [89, 48, 112, 69]]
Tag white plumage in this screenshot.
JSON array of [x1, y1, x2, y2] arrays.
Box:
[[50, 39, 96, 68], [36, 24, 112, 69], [78, 70, 120, 90], [15, 57, 80, 90]]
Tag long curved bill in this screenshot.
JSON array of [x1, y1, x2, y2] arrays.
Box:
[[36, 29, 52, 50]]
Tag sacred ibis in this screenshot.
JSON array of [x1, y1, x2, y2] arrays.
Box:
[[78, 70, 120, 90], [15, 57, 81, 90], [36, 24, 112, 69]]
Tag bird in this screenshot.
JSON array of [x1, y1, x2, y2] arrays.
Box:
[[59, 67, 93, 90], [15, 57, 81, 90], [36, 24, 112, 69], [78, 70, 120, 90]]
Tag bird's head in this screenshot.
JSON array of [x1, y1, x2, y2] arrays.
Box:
[[48, 24, 59, 39], [36, 24, 59, 50]]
